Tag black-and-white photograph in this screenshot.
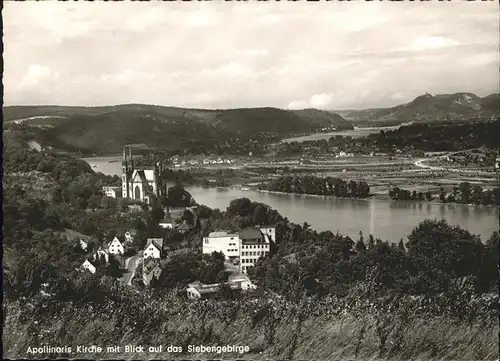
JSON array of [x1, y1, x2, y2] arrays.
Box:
[[2, 1, 499, 360]]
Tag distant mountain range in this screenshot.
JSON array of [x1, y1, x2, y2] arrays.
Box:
[[338, 92, 500, 127], [3, 105, 353, 155]]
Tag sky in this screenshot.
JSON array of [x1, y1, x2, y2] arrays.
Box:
[[3, 1, 499, 110]]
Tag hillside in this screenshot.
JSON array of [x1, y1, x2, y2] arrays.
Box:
[[3, 105, 352, 155], [3, 132, 499, 360], [343, 92, 500, 126]]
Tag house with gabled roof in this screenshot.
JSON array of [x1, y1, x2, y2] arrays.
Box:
[[108, 236, 125, 255], [79, 239, 89, 251], [80, 259, 97, 274], [176, 222, 190, 234], [144, 238, 164, 259]]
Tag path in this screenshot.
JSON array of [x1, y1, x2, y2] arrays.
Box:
[[121, 251, 143, 286]]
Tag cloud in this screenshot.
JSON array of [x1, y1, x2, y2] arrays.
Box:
[[200, 62, 254, 78], [404, 36, 461, 52], [3, 1, 499, 109], [19, 64, 58, 88], [287, 93, 335, 109]]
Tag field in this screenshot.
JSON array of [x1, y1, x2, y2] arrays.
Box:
[[185, 154, 498, 196]]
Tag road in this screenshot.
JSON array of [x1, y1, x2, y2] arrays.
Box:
[[121, 252, 143, 286]]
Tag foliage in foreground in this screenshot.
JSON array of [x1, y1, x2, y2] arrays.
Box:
[[3, 274, 498, 360]]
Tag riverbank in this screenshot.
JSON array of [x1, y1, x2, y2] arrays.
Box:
[[228, 187, 500, 209]]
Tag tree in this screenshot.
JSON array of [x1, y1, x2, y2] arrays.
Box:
[[166, 185, 193, 208], [439, 187, 446, 202], [87, 194, 101, 210], [355, 238, 367, 253], [252, 204, 268, 226], [458, 182, 472, 204], [398, 239, 405, 252], [100, 196, 117, 210], [407, 219, 484, 282], [367, 235, 375, 249]]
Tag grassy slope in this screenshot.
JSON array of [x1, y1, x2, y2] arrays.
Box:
[[3, 296, 498, 360]]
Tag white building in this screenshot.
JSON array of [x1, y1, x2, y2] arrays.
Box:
[[124, 230, 135, 243], [144, 238, 163, 259], [93, 248, 110, 263], [108, 236, 125, 255], [159, 213, 174, 229], [258, 226, 276, 243], [122, 169, 158, 203], [102, 186, 122, 199], [81, 260, 97, 274], [186, 276, 256, 299], [239, 228, 271, 274], [202, 227, 275, 274], [202, 231, 240, 260], [78, 239, 88, 251]]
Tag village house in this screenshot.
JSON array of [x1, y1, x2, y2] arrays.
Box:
[[143, 259, 162, 286], [169, 207, 187, 223], [186, 276, 256, 299], [159, 213, 174, 229], [78, 239, 89, 251], [144, 238, 164, 259], [102, 186, 122, 199], [108, 236, 125, 255], [80, 259, 97, 274], [93, 247, 110, 263], [127, 204, 143, 212], [64, 229, 96, 252], [176, 222, 190, 234], [124, 230, 136, 243]]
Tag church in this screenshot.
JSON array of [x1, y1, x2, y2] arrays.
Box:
[[122, 168, 160, 203], [121, 145, 168, 204]]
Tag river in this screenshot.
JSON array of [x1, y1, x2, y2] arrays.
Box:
[[83, 157, 499, 242], [282, 126, 401, 143], [186, 187, 498, 242]]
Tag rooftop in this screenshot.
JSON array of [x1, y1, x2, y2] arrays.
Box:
[[144, 258, 161, 272], [187, 280, 242, 294], [146, 238, 164, 249], [239, 228, 264, 241], [207, 231, 238, 238]]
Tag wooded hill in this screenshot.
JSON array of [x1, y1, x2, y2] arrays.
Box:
[[341, 92, 500, 126], [3, 105, 353, 155]]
